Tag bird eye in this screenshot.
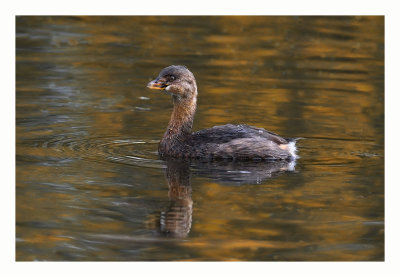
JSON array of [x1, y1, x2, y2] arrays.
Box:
[[169, 75, 175, 82]]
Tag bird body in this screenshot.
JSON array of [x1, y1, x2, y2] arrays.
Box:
[[147, 65, 298, 161]]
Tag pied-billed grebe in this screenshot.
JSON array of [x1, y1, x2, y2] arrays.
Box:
[[147, 65, 298, 160]]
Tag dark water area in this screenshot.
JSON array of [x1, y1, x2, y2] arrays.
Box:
[[16, 16, 384, 261]]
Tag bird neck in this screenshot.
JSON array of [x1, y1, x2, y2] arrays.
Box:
[[163, 95, 197, 142]]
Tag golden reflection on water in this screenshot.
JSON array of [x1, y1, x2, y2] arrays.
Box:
[[16, 16, 383, 261]]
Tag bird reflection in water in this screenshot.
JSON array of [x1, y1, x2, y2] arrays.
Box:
[[154, 158, 297, 238], [156, 160, 193, 238]]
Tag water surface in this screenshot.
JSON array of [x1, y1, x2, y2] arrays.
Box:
[[16, 16, 384, 261]]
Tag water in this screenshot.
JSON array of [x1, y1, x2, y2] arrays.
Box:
[[16, 16, 384, 261]]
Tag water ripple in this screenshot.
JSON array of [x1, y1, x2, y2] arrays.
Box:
[[40, 135, 165, 169]]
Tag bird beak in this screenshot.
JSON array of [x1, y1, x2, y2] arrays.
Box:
[[147, 79, 166, 90]]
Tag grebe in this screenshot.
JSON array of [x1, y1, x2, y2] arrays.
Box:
[[147, 65, 298, 160]]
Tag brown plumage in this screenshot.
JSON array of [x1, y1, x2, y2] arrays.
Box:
[[147, 65, 298, 161]]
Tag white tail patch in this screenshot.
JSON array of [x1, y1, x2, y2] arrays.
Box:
[[279, 141, 298, 159], [287, 141, 298, 159]]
